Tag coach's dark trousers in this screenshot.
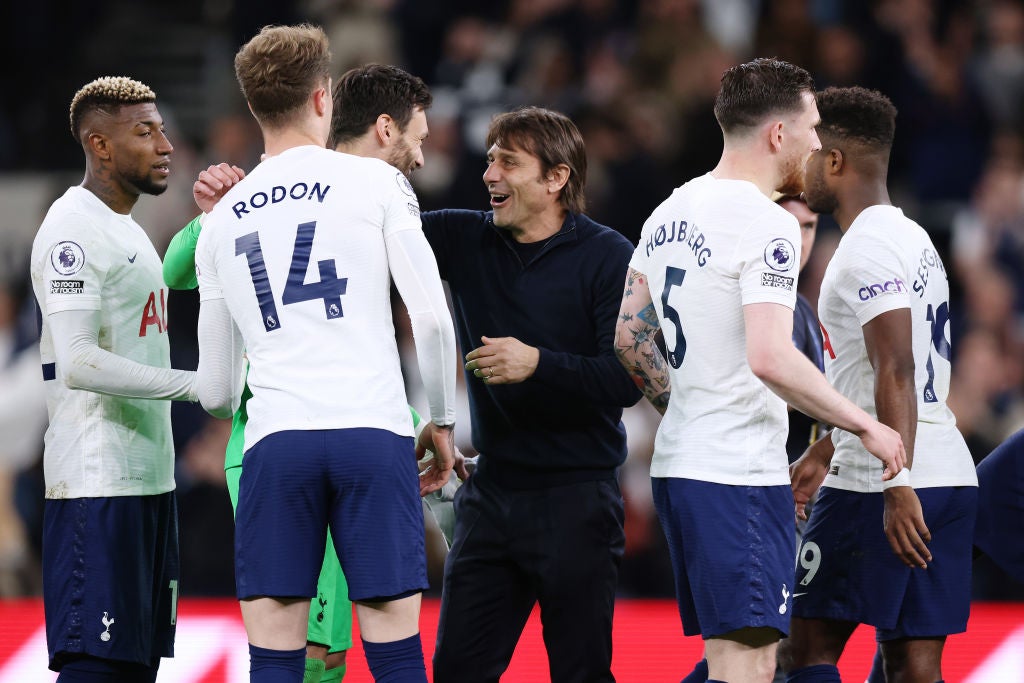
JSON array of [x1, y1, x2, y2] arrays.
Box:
[[433, 469, 625, 683]]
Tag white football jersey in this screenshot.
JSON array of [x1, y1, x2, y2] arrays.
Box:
[[197, 146, 423, 451], [31, 186, 175, 498], [818, 205, 977, 492], [631, 174, 801, 485]]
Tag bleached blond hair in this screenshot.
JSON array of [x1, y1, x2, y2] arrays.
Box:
[[69, 76, 156, 140]]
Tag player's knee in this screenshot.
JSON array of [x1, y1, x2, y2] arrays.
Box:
[[707, 628, 779, 683], [881, 640, 943, 683], [777, 630, 821, 671], [777, 636, 798, 673], [780, 618, 853, 670], [751, 651, 779, 683], [324, 649, 347, 669], [721, 625, 781, 649]]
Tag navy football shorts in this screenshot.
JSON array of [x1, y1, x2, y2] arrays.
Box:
[[792, 485, 977, 640], [652, 477, 796, 639], [975, 430, 1024, 582], [43, 492, 179, 671], [235, 428, 427, 602]]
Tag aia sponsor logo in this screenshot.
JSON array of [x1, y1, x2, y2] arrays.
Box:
[[820, 321, 837, 360], [139, 289, 168, 337]]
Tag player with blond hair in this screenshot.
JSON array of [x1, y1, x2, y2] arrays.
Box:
[[32, 75, 196, 682], [194, 26, 457, 682]]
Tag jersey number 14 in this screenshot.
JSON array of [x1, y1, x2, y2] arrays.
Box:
[[235, 221, 348, 332]]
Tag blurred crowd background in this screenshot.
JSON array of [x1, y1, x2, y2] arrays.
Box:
[[1, 0, 1023, 601]]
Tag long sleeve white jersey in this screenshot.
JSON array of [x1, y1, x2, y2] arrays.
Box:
[[31, 186, 186, 498], [196, 146, 457, 451]]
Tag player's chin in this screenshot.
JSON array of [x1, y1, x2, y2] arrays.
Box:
[[777, 173, 805, 197], [140, 177, 170, 196]]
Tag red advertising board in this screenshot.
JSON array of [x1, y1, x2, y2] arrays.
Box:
[[1, 599, 1021, 681]]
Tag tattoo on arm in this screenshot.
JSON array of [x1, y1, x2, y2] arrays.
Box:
[[616, 268, 671, 414], [637, 302, 659, 327]]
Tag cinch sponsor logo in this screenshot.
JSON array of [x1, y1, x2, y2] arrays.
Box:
[[858, 277, 906, 301]]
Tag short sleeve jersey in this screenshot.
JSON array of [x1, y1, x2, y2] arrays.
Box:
[[630, 174, 801, 485], [818, 205, 977, 492], [30, 186, 175, 498], [196, 146, 422, 451]]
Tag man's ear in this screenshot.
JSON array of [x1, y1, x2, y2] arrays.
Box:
[[767, 120, 784, 153], [86, 132, 111, 160], [313, 85, 330, 117], [828, 148, 844, 175], [375, 114, 395, 146], [546, 163, 570, 194]]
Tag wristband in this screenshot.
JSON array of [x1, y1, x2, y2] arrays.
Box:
[[881, 467, 911, 490]]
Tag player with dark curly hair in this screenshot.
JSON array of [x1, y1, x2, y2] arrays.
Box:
[[781, 86, 977, 683]]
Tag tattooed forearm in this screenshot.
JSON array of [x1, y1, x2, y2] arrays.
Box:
[[637, 302, 659, 327], [615, 321, 671, 414], [641, 347, 667, 376], [615, 267, 670, 414]]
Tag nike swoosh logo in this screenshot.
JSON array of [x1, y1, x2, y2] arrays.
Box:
[[793, 592, 808, 598], [128, 253, 137, 263]]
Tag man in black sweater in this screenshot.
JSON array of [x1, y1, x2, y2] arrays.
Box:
[[421, 107, 640, 682], [193, 78, 640, 680]]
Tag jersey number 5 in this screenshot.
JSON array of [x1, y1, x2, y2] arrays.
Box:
[[660, 266, 687, 368], [235, 221, 349, 332]]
